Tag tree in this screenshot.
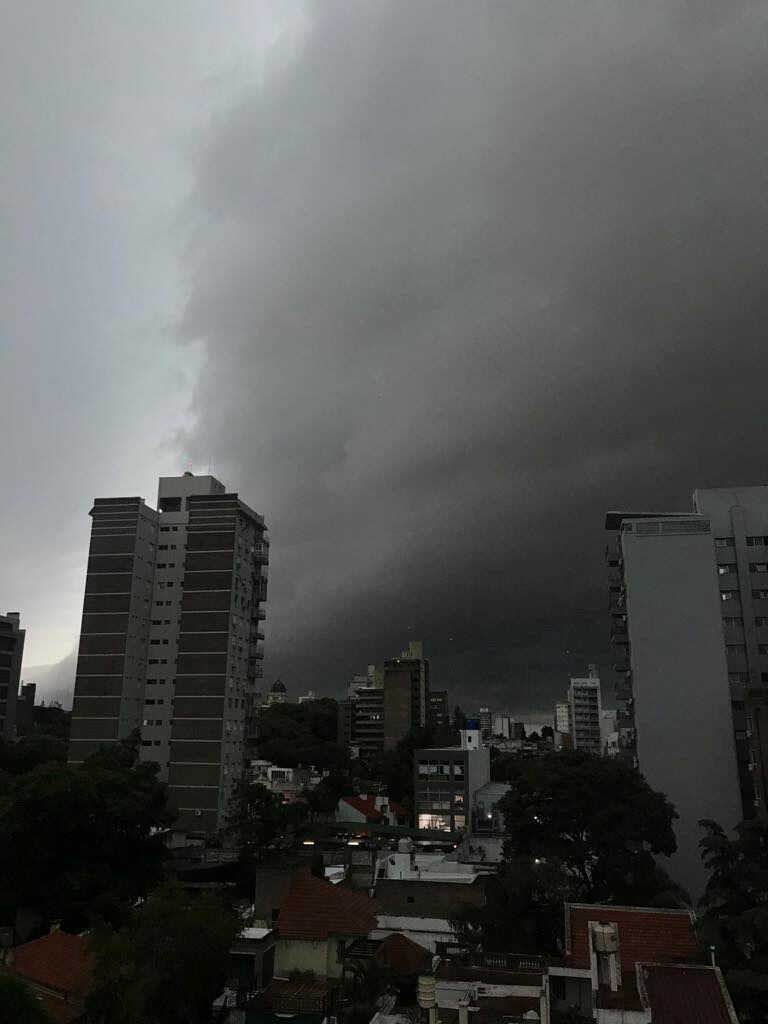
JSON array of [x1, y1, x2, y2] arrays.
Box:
[[451, 706, 467, 733], [227, 780, 295, 859], [0, 742, 173, 930], [0, 976, 48, 1023], [497, 750, 682, 906], [87, 887, 240, 1024], [342, 957, 394, 1024], [451, 856, 573, 954], [541, 725, 554, 741], [454, 751, 684, 956], [256, 699, 347, 770], [0, 733, 67, 775], [367, 726, 434, 809], [304, 770, 353, 818], [698, 818, 768, 1022]]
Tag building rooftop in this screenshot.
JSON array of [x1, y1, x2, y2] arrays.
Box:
[[277, 872, 380, 940], [639, 963, 738, 1024], [604, 510, 701, 530], [381, 933, 432, 976], [7, 929, 94, 999], [565, 903, 698, 971]]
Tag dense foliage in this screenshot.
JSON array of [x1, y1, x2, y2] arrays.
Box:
[[87, 887, 240, 1024], [227, 779, 305, 858], [451, 751, 684, 954], [0, 976, 48, 1023], [698, 818, 768, 1022], [257, 698, 346, 769], [0, 735, 173, 930]]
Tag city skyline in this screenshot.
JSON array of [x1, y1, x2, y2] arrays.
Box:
[[3, 2, 768, 712]]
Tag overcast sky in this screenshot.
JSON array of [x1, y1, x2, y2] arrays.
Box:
[[2, 1, 767, 712]]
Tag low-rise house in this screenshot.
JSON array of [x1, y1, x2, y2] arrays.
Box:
[[0, 927, 94, 1024], [371, 914, 455, 953], [336, 795, 409, 827], [275, 872, 380, 980]]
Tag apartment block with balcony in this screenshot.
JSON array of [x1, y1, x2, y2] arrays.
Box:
[[69, 473, 268, 836], [568, 667, 602, 754], [0, 612, 25, 740]]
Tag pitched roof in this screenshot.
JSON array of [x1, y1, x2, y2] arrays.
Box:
[[277, 873, 380, 940], [382, 933, 431, 977], [639, 964, 738, 1024], [8, 930, 93, 998], [338, 795, 383, 822], [565, 904, 698, 971], [387, 799, 409, 819]]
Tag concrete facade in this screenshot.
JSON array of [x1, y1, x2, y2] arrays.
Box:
[[693, 486, 768, 817], [568, 667, 602, 754], [0, 612, 25, 740], [414, 727, 490, 832], [69, 473, 268, 835], [606, 512, 742, 897]]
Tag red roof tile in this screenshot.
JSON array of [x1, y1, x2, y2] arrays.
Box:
[[382, 933, 431, 977], [565, 904, 698, 971], [9, 930, 93, 998], [387, 799, 409, 820], [640, 964, 737, 1024], [339, 796, 383, 822], [277, 872, 380, 940]]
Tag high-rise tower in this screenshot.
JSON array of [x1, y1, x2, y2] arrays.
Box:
[[69, 473, 268, 834]]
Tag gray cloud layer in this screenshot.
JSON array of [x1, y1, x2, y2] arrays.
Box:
[[4, 2, 768, 712], [181, 1, 768, 709]]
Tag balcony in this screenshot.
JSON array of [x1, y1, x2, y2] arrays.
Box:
[[247, 664, 264, 680], [249, 643, 265, 661], [256, 607, 266, 620], [613, 656, 630, 674]]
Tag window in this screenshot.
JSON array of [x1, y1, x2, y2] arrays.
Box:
[[732, 700, 746, 710], [715, 537, 735, 548], [150, 640, 160, 646], [718, 564, 737, 575], [159, 545, 168, 551], [747, 536, 768, 546], [157, 563, 167, 569], [726, 644, 746, 655], [406, 896, 415, 904], [721, 591, 740, 602], [756, 618, 768, 627], [753, 590, 768, 600], [336, 940, 346, 964], [760, 645, 768, 656], [729, 672, 750, 683], [751, 563, 768, 573], [723, 616, 743, 627]]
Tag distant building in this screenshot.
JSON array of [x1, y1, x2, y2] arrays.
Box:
[[342, 642, 430, 757], [265, 679, 288, 706], [477, 706, 492, 740], [383, 640, 429, 749], [68, 473, 268, 836], [555, 701, 571, 735], [428, 689, 448, 731], [413, 723, 490, 832], [606, 508, 742, 896], [0, 612, 25, 740], [297, 690, 316, 704], [14, 681, 36, 735], [568, 666, 602, 754], [600, 708, 619, 757]]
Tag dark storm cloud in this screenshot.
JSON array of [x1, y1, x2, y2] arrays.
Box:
[[182, 0, 768, 710]]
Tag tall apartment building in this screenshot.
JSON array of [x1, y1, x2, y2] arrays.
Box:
[[382, 640, 429, 749], [69, 473, 268, 835], [477, 706, 492, 740], [339, 642, 430, 757], [568, 666, 602, 754], [605, 509, 742, 897], [0, 612, 25, 740]]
